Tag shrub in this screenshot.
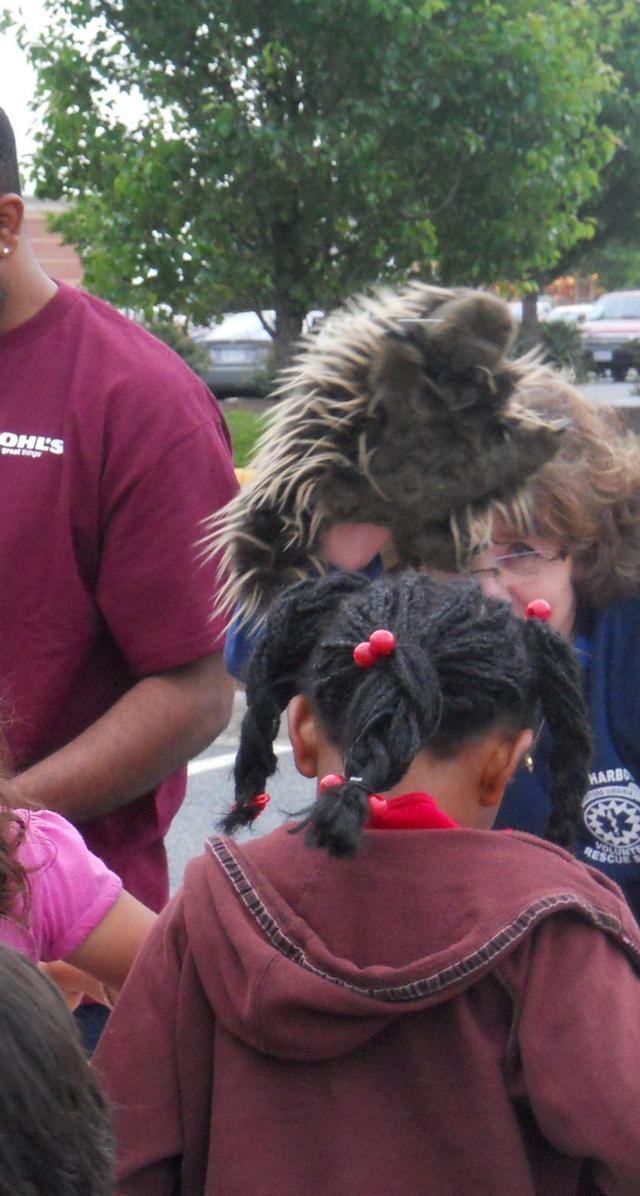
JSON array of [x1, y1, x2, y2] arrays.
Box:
[[514, 318, 590, 381], [137, 317, 212, 377]]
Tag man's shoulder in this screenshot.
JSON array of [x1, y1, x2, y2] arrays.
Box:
[[66, 289, 222, 435], [72, 288, 211, 396]]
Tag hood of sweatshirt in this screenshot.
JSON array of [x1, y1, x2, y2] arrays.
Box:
[[181, 823, 639, 1063]]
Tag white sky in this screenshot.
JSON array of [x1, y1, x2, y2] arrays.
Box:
[[1, 1, 51, 175], [1, 0, 143, 187]]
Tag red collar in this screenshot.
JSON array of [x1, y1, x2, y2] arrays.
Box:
[[367, 791, 459, 831]]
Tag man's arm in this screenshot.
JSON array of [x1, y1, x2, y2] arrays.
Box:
[[7, 653, 234, 821]]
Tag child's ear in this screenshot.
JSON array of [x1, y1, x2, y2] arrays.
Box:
[[287, 695, 320, 779], [479, 728, 534, 808]]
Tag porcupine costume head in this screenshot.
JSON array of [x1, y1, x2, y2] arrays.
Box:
[[208, 283, 566, 625]]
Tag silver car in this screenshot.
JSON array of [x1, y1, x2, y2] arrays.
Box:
[[545, 303, 594, 325], [193, 311, 275, 396]]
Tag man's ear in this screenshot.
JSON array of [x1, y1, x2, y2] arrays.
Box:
[[0, 193, 24, 256], [287, 694, 320, 779], [478, 728, 534, 808]]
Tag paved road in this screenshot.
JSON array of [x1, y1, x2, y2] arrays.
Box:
[[581, 378, 639, 406], [166, 690, 313, 892], [167, 375, 640, 891]]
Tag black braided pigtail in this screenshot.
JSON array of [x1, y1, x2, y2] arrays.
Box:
[[301, 780, 371, 858], [222, 571, 369, 833], [524, 618, 592, 848], [221, 634, 281, 832], [302, 574, 445, 857], [225, 568, 593, 856]]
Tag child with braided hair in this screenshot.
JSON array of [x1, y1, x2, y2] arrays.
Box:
[[96, 573, 640, 1196]]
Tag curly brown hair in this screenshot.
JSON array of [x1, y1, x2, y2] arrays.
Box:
[[0, 735, 29, 917], [0, 803, 29, 917], [495, 370, 640, 609]]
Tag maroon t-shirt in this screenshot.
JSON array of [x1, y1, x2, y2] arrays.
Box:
[[0, 282, 238, 909]]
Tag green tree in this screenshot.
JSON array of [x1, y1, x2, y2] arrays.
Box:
[[136, 316, 212, 375], [563, 1, 640, 292], [515, 0, 640, 344], [19, 0, 616, 365]]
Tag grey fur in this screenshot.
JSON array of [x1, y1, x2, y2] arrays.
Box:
[[206, 283, 565, 624]]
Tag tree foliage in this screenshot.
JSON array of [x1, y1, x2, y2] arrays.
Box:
[[548, 0, 640, 292], [136, 315, 212, 375], [20, 0, 617, 362]]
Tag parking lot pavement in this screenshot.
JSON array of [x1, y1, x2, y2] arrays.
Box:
[[166, 689, 312, 892], [582, 379, 638, 404], [580, 379, 640, 433]]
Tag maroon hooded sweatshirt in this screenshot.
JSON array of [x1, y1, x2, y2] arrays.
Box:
[[95, 824, 640, 1195]]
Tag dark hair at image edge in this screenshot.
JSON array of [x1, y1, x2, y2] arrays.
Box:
[[223, 571, 592, 857], [0, 945, 113, 1195], [0, 109, 21, 196]]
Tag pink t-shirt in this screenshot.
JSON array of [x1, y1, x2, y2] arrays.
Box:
[[0, 809, 122, 962], [0, 283, 239, 910]]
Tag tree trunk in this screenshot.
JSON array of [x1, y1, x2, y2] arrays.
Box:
[[520, 291, 541, 352], [273, 306, 305, 375]]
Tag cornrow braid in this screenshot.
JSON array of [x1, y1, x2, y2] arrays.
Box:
[[225, 571, 592, 857], [298, 576, 448, 855], [221, 572, 369, 833]]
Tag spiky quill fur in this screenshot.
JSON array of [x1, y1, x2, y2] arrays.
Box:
[[206, 283, 565, 625]]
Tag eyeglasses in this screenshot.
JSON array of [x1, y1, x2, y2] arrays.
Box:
[[470, 548, 568, 580]]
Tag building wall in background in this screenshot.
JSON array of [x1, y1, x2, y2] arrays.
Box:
[[23, 197, 83, 286]]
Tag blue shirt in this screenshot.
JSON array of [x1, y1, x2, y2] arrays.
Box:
[[496, 595, 640, 922], [224, 556, 384, 681]]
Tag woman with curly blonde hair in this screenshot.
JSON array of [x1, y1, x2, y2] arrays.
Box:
[[468, 372, 640, 919]]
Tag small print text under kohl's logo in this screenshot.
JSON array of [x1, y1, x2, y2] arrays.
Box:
[[0, 432, 64, 458]]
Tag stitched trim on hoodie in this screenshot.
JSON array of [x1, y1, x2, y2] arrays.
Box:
[[207, 835, 640, 1004]]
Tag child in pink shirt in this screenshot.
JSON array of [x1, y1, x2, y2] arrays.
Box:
[[0, 805, 154, 1002]]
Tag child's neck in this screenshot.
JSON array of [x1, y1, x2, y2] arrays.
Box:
[[313, 729, 515, 832], [384, 753, 488, 829]]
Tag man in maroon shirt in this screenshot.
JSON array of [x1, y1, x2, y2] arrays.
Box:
[[0, 111, 237, 943]]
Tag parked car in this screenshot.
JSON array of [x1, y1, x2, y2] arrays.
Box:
[[581, 291, 640, 381], [193, 311, 276, 396], [546, 303, 594, 325], [193, 309, 324, 396]]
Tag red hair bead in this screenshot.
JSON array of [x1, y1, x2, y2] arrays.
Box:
[[369, 629, 397, 655], [319, 773, 345, 792], [525, 599, 552, 621], [251, 792, 271, 811], [231, 792, 271, 815], [353, 641, 376, 667], [354, 628, 397, 667]]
